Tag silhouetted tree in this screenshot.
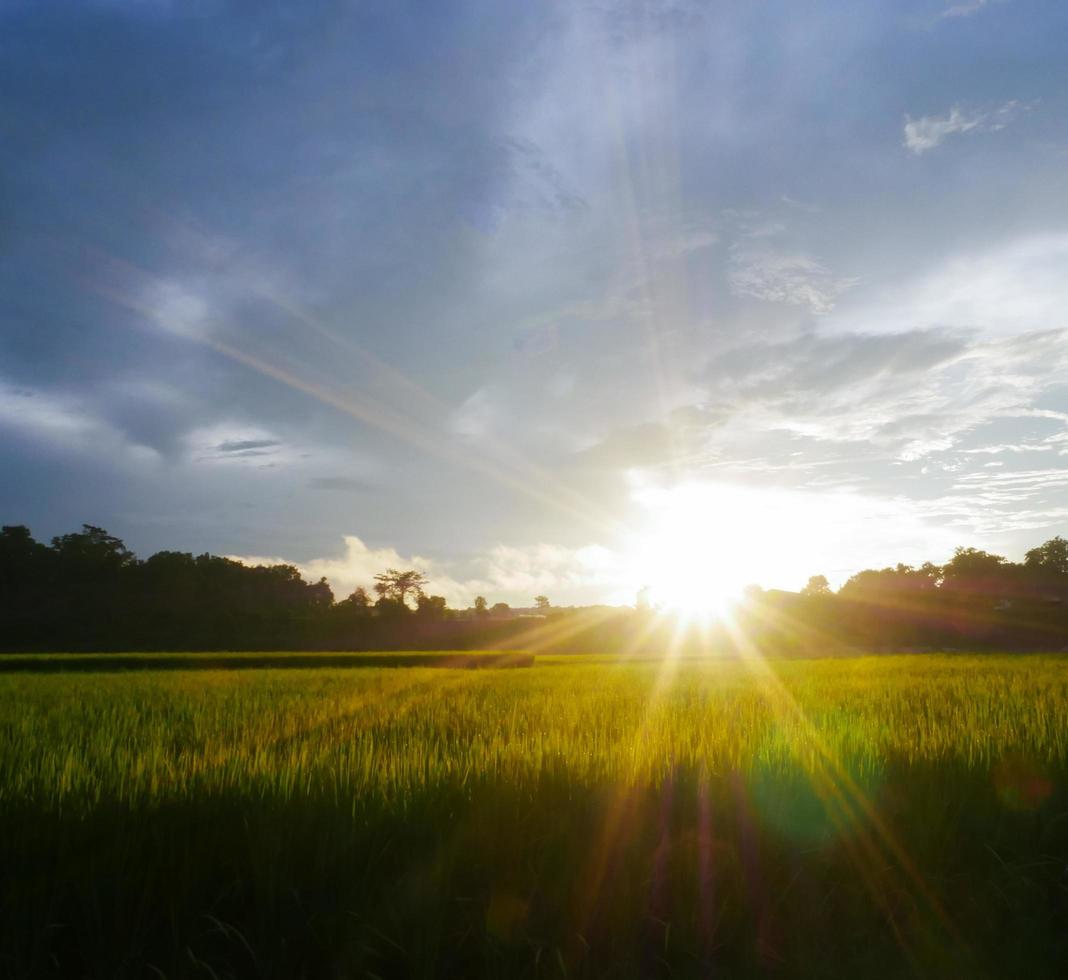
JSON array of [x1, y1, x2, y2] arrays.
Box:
[[373, 568, 428, 608], [840, 563, 940, 600], [309, 576, 334, 609], [941, 547, 1015, 597], [1025, 536, 1068, 577], [374, 595, 409, 618], [343, 587, 371, 609], [416, 594, 448, 618], [0, 525, 52, 645], [51, 524, 134, 579], [801, 575, 831, 597], [3, 520, 1068, 654], [534, 595, 550, 610]]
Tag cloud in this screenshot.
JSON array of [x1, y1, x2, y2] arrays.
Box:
[[0, 384, 98, 443], [960, 442, 1053, 455], [903, 100, 1029, 154], [469, 543, 623, 603], [232, 535, 443, 603], [182, 423, 381, 491], [918, 466, 1068, 536], [0, 381, 162, 464], [185, 425, 287, 465], [903, 107, 982, 154], [577, 319, 1059, 491], [697, 327, 971, 450], [450, 387, 500, 440], [230, 535, 625, 608], [589, 321, 1064, 509], [215, 438, 281, 454], [728, 247, 858, 314], [828, 232, 1068, 338], [939, 0, 1000, 20]]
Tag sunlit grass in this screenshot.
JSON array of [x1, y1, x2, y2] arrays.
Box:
[[2, 654, 1065, 809], [2, 653, 1066, 977]]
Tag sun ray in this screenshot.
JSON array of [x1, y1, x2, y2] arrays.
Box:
[[86, 255, 632, 542], [720, 609, 963, 954]]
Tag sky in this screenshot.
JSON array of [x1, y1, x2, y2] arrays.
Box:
[[3, 0, 1068, 607]]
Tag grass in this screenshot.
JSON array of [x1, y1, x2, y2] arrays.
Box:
[[1, 653, 1066, 978], [0, 650, 534, 673]]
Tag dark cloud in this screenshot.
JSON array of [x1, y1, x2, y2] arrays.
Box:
[[216, 439, 280, 454]]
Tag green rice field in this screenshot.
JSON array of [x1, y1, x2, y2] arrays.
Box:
[[2, 653, 1066, 978]]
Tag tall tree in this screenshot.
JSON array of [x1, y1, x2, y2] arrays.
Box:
[[801, 575, 831, 597], [1025, 536, 1068, 576], [941, 547, 1013, 595], [373, 568, 428, 607], [416, 594, 448, 617]]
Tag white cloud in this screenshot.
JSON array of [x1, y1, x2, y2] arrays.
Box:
[[450, 387, 500, 440], [471, 542, 623, 602], [0, 381, 159, 463], [143, 280, 211, 339], [937, 0, 1012, 21], [728, 247, 858, 314], [232, 535, 446, 603], [123, 228, 313, 347], [0, 384, 97, 441], [690, 317, 1066, 470], [940, 0, 992, 19], [903, 107, 983, 154], [838, 331, 1061, 455], [923, 467, 1068, 536], [898, 436, 957, 462], [960, 442, 1053, 455], [230, 535, 627, 608], [903, 100, 1029, 154], [830, 232, 1068, 338]]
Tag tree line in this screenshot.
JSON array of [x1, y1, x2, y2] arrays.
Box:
[[1, 523, 1067, 653], [0, 525, 549, 651], [779, 537, 1068, 652]]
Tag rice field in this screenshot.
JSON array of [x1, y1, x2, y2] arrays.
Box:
[[2, 653, 1067, 978]]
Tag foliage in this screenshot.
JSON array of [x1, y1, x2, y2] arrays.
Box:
[[800, 574, 830, 596], [373, 567, 429, 606], [1026, 535, 1068, 576]]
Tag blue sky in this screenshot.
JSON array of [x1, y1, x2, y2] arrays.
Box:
[[3, 0, 1068, 605]]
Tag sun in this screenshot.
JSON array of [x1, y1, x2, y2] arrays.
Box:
[[621, 481, 791, 620]]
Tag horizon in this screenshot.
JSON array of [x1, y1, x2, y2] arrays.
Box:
[[3, 1, 1068, 612], [5, 518, 1066, 619]]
